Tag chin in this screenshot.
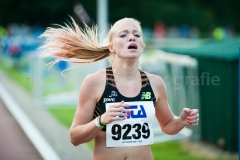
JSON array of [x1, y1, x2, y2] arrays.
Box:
[[127, 54, 141, 59]]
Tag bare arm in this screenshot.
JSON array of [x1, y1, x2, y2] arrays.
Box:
[[69, 73, 103, 146], [149, 74, 199, 135]]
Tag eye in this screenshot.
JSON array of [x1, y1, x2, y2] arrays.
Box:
[[134, 34, 140, 37], [120, 34, 126, 38]]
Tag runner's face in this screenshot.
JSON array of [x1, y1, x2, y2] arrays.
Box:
[[109, 20, 145, 60]]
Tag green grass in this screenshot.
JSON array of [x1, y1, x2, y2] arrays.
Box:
[[0, 56, 237, 160], [0, 58, 32, 92], [151, 141, 237, 160], [48, 106, 76, 127]]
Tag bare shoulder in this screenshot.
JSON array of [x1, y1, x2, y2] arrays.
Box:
[[143, 71, 167, 99], [80, 69, 106, 101], [144, 71, 165, 88], [83, 69, 106, 87]]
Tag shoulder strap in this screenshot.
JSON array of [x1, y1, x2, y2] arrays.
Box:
[[140, 70, 149, 88], [106, 67, 116, 88]]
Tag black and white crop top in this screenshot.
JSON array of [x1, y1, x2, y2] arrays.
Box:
[[93, 66, 156, 131]]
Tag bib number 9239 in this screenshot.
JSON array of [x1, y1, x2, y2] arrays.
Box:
[[111, 123, 150, 140]]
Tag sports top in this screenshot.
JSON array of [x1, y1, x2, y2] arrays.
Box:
[[93, 66, 156, 131]]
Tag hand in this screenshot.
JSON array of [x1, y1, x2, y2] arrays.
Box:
[[180, 108, 199, 126], [100, 100, 130, 125]]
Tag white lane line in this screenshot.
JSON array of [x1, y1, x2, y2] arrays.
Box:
[[0, 82, 61, 160]]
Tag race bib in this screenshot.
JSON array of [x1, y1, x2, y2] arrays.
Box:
[[105, 101, 155, 147]]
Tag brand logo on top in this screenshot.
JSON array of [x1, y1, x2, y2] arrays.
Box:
[[141, 92, 151, 100], [109, 91, 117, 97], [103, 91, 118, 103], [103, 98, 115, 103]]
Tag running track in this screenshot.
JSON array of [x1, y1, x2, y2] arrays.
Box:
[[0, 98, 43, 160]]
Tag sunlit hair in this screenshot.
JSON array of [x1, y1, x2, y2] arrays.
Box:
[[38, 17, 142, 67]]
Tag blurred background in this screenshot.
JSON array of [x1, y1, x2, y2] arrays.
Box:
[[0, 0, 239, 160]]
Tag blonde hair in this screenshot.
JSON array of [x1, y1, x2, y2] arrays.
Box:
[[39, 17, 142, 66]]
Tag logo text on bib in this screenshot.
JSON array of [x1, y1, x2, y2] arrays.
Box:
[[120, 105, 147, 119]]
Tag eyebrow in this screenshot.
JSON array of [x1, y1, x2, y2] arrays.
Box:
[[119, 30, 140, 34]]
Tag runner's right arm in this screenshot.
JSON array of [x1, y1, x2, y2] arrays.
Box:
[[69, 73, 103, 146]]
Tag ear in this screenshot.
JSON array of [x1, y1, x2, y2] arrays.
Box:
[[108, 44, 115, 53], [142, 43, 145, 49]]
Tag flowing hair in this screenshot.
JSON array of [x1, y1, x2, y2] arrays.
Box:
[[38, 17, 110, 68]]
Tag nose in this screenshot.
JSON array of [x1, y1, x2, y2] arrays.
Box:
[[128, 35, 135, 41]]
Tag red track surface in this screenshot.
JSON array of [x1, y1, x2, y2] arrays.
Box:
[[0, 98, 43, 160]]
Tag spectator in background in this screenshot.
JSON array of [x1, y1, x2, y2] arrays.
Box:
[[0, 26, 7, 38], [179, 24, 190, 38], [189, 27, 200, 39], [8, 41, 22, 69], [153, 20, 166, 39], [212, 27, 225, 40], [224, 25, 235, 39], [0, 26, 7, 53], [5, 24, 23, 69], [167, 26, 179, 38]]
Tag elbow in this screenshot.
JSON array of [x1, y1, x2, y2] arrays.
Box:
[[162, 128, 182, 135], [163, 130, 178, 135], [70, 137, 90, 146], [71, 141, 80, 146], [70, 137, 80, 146], [69, 129, 89, 146], [69, 127, 94, 145], [69, 130, 81, 146]]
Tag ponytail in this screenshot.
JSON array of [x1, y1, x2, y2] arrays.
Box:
[[38, 17, 111, 67]]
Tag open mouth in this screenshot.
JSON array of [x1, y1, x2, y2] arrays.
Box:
[[128, 44, 138, 49]]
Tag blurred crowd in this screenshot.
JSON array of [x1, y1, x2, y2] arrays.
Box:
[[0, 21, 237, 69], [0, 24, 44, 68], [0, 23, 44, 52], [148, 21, 236, 40]]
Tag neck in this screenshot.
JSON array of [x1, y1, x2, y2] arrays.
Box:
[[112, 59, 140, 83]]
